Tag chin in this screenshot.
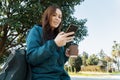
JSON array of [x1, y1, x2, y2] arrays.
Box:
[[54, 25, 59, 28], [51, 24, 59, 29]]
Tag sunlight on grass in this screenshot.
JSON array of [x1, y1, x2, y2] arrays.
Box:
[[68, 72, 120, 76]]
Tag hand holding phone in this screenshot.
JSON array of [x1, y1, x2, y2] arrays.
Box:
[[66, 24, 78, 36]]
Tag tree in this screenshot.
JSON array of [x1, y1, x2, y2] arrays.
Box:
[[98, 49, 107, 66], [98, 49, 106, 59], [112, 41, 120, 71], [104, 56, 113, 72], [0, 0, 88, 59], [86, 54, 99, 65], [68, 56, 82, 72], [81, 51, 88, 66], [74, 56, 82, 72], [68, 57, 76, 72]]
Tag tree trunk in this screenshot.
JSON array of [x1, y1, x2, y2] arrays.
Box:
[[0, 25, 8, 57], [0, 39, 7, 56], [117, 58, 120, 71]]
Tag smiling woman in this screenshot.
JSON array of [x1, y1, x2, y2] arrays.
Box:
[[26, 5, 78, 80], [49, 8, 62, 30], [41, 5, 63, 41]]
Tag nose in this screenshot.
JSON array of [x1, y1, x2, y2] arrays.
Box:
[[56, 16, 61, 20], [55, 16, 59, 20]]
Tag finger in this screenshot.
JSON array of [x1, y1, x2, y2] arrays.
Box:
[[66, 48, 70, 52], [66, 36, 75, 40], [66, 39, 74, 43], [59, 32, 65, 35], [64, 32, 74, 37]]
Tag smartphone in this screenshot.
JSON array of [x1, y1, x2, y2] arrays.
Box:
[[66, 24, 78, 33], [65, 24, 78, 37]]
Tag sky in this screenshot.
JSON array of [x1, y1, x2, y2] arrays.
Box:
[[74, 0, 120, 56]]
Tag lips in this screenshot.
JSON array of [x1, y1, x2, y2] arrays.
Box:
[[53, 21, 59, 25]]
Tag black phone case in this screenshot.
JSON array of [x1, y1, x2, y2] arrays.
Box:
[[66, 24, 78, 33]]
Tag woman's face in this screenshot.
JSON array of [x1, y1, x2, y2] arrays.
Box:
[[49, 8, 62, 30]]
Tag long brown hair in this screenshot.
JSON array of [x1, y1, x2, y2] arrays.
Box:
[[42, 5, 62, 42]]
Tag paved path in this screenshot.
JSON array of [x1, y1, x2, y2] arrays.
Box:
[[71, 75, 120, 80]]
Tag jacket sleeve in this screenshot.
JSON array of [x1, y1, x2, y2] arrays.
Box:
[[64, 48, 69, 63], [26, 25, 58, 66]]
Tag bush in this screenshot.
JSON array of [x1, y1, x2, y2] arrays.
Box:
[[81, 65, 105, 72]]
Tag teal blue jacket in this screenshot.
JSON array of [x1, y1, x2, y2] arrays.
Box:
[[26, 25, 70, 80]]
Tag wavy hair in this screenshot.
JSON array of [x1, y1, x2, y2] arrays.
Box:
[[42, 5, 62, 41]]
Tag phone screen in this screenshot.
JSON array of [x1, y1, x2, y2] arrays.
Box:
[[65, 24, 78, 37], [66, 24, 78, 33]]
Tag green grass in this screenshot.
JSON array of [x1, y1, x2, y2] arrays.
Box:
[[69, 72, 95, 76], [68, 72, 120, 76], [111, 72, 120, 74]]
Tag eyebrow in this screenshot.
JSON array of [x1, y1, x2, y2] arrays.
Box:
[[53, 12, 62, 16]]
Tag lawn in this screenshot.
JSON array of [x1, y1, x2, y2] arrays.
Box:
[[68, 71, 120, 76]]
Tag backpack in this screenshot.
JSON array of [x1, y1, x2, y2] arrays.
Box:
[[0, 25, 41, 80], [0, 49, 31, 80]]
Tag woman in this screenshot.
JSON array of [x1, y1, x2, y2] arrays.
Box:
[[26, 5, 75, 80]]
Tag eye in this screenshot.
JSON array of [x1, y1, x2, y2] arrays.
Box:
[[58, 16, 62, 19], [52, 14, 57, 16]]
